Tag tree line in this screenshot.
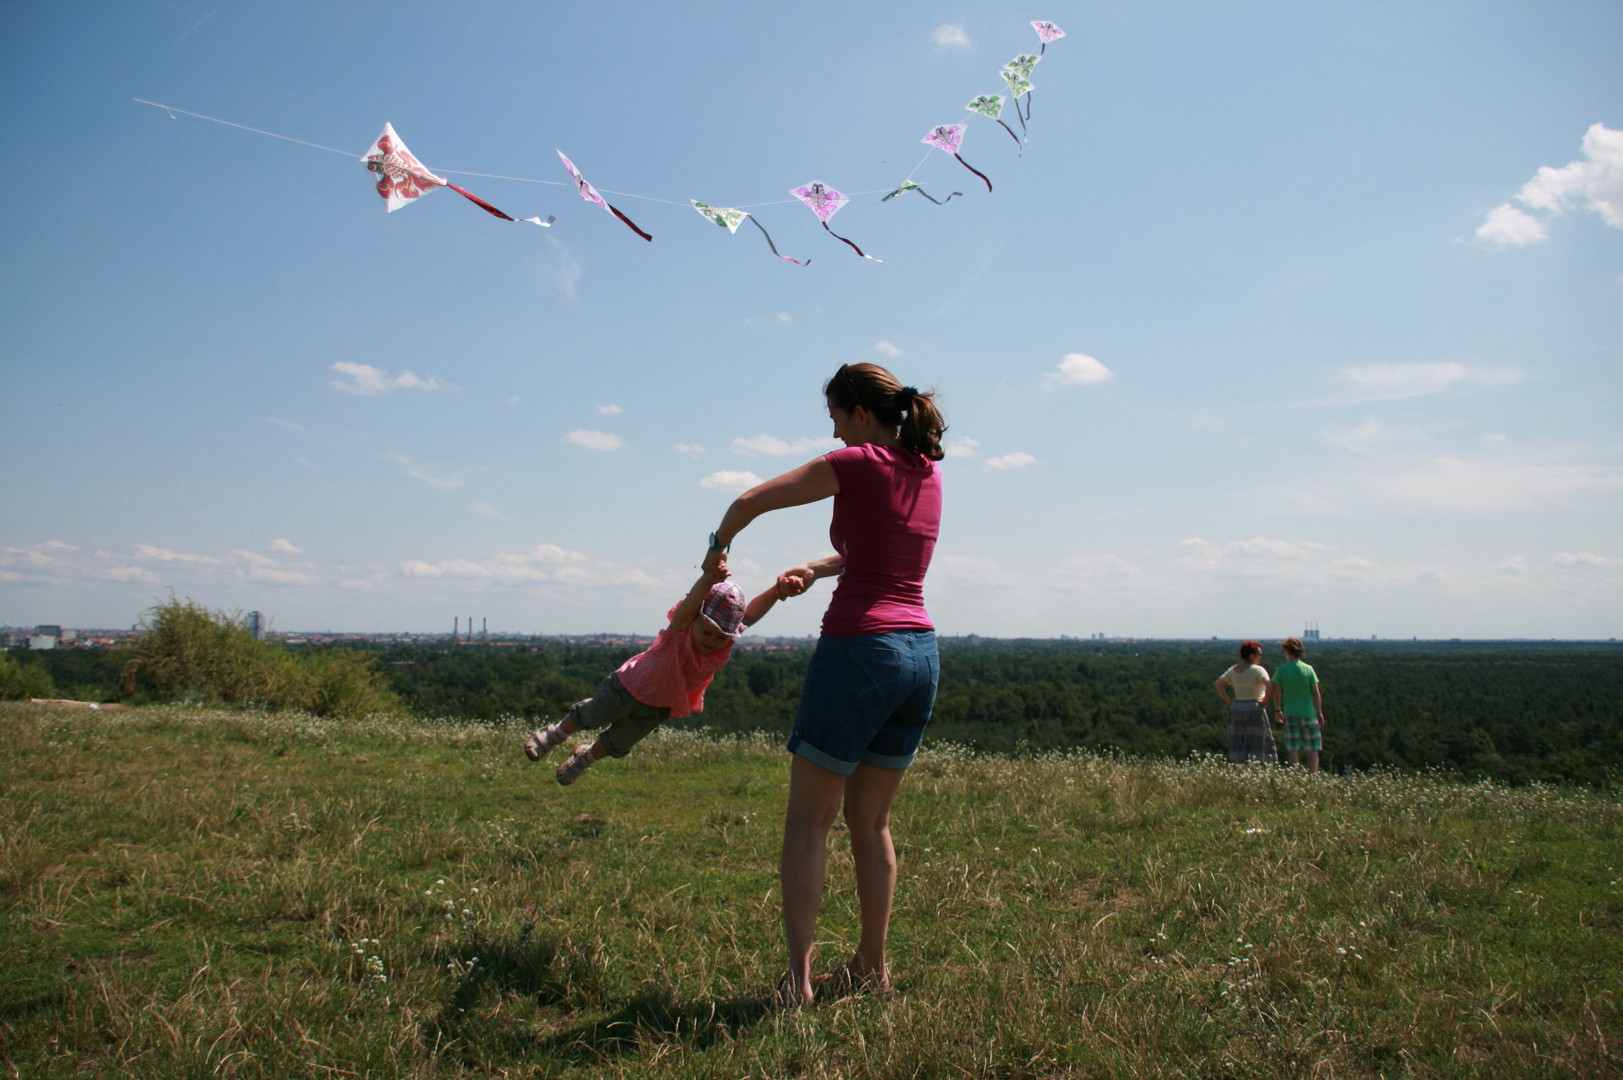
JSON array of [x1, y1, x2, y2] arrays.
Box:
[[8, 601, 1619, 786]]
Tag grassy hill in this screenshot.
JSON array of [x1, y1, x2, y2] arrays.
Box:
[[3, 701, 1619, 1078]]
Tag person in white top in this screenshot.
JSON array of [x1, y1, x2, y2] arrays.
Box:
[[1213, 640, 1277, 763]]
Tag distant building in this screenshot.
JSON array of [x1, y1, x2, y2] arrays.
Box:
[[36, 625, 62, 639], [27, 636, 57, 650], [1303, 622, 1320, 642], [247, 611, 263, 641]]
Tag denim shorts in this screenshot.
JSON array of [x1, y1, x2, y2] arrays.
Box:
[[786, 630, 939, 775]]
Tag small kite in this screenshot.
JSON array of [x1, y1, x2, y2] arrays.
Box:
[[1031, 20, 1066, 53], [967, 94, 1022, 147], [691, 200, 806, 265], [791, 181, 879, 261], [922, 124, 991, 192], [557, 150, 653, 241], [999, 53, 1041, 137], [362, 123, 553, 226], [880, 180, 963, 205]]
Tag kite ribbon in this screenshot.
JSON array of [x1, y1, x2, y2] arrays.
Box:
[[446, 182, 554, 226], [748, 217, 807, 265], [882, 181, 963, 205], [821, 221, 875, 260], [608, 205, 653, 241], [954, 154, 992, 193]]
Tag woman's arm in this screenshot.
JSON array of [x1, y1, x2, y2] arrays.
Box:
[[1213, 670, 1233, 705], [703, 458, 839, 572], [1312, 682, 1325, 727], [778, 554, 844, 597]]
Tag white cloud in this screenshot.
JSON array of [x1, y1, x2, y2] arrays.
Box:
[[874, 340, 903, 359], [1550, 552, 1623, 571], [399, 544, 655, 587], [329, 362, 446, 395], [944, 437, 981, 460], [1052, 554, 1156, 593], [1478, 123, 1623, 245], [1048, 352, 1114, 387], [730, 434, 839, 456], [986, 451, 1038, 470], [565, 430, 626, 452], [1328, 362, 1521, 404], [383, 452, 462, 489], [542, 236, 582, 301], [268, 538, 301, 555], [598, 404, 623, 415], [1361, 456, 1623, 512], [291, 457, 322, 471], [674, 442, 705, 456], [506, 396, 522, 406], [775, 312, 793, 323], [700, 470, 763, 493], [1476, 203, 1548, 246], [931, 23, 970, 47], [1176, 537, 1337, 573], [1320, 417, 1385, 453]]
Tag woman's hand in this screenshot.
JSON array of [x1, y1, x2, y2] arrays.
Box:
[[778, 562, 825, 597], [702, 546, 727, 575]]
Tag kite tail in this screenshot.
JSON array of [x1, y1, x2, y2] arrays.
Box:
[[747, 216, 807, 265], [915, 187, 963, 205], [608, 203, 653, 241], [954, 154, 993, 193], [822, 222, 880, 262], [446, 183, 516, 221], [997, 119, 1023, 147]]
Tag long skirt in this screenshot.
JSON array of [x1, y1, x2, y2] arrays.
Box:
[[1227, 701, 1276, 763]]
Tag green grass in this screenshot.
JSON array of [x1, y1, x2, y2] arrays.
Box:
[[2, 702, 1619, 1079]]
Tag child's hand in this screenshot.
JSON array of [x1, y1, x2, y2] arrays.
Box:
[[778, 566, 813, 597], [706, 556, 731, 583]]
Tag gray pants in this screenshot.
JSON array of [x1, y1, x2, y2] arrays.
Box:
[[567, 671, 671, 758]]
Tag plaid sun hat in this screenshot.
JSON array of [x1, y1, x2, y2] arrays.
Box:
[[700, 581, 747, 637]]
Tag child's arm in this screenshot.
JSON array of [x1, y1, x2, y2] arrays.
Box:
[[777, 554, 844, 598], [668, 561, 728, 631], [741, 581, 788, 629]]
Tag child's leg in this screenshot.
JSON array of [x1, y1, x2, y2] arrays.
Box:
[[556, 740, 606, 785]]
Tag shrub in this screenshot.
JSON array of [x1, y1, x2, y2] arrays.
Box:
[[125, 599, 401, 718], [0, 653, 56, 700]]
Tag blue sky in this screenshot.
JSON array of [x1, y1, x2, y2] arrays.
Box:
[[2, 0, 1620, 639]]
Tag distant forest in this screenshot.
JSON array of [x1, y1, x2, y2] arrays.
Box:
[[21, 637, 1623, 787]]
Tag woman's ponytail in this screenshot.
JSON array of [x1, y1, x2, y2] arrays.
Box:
[[825, 364, 947, 461]]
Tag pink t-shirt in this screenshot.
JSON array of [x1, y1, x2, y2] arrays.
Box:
[[615, 604, 735, 718], [821, 443, 942, 637]]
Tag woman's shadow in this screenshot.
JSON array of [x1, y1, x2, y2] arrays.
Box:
[[420, 923, 778, 1063]]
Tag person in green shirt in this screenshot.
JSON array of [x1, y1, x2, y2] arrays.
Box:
[[1271, 637, 1325, 772]]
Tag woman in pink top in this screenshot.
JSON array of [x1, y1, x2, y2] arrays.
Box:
[[704, 362, 946, 1005]]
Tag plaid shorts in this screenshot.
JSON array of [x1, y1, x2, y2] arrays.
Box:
[[1282, 716, 1322, 753]]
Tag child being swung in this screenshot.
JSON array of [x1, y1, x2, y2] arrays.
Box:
[[524, 564, 784, 785]]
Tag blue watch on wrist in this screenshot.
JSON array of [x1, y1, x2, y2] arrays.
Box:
[[708, 532, 729, 552]]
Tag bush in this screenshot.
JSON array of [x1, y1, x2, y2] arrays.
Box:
[[125, 599, 401, 718], [0, 653, 56, 700]]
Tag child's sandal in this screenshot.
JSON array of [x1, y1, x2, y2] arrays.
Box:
[[556, 745, 596, 786], [524, 725, 567, 762]]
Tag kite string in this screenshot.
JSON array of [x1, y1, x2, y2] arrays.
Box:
[[135, 100, 979, 211], [134, 99, 358, 158]]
